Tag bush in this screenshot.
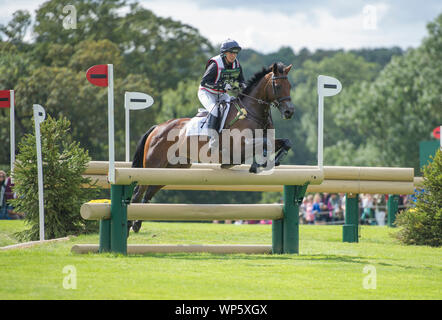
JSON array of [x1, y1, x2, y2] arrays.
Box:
[[10, 115, 99, 241], [394, 149, 442, 246]]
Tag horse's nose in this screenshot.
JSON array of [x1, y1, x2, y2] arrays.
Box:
[[284, 109, 293, 119]]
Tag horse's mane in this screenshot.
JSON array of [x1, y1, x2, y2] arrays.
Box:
[[243, 62, 286, 95]]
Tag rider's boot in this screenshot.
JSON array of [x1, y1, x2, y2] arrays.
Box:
[[207, 112, 220, 152]]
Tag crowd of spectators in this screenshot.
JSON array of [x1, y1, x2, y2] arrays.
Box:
[[300, 193, 411, 225], [216, 192, 412, 226]]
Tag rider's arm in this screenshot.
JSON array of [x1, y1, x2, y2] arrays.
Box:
[[200, 62, 224, 90], [238, 65, 247, 89]]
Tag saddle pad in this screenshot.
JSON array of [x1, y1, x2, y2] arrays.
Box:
[[185, 104, 231, 137]]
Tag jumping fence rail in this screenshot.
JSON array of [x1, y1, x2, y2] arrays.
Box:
[[72, 161, 421, 255]]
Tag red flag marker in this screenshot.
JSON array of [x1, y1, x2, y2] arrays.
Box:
[[433, 126, 440, 139], [86, 64, 108, 87], [0, 90, 12, 108]]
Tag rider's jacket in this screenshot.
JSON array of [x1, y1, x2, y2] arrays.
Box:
[[199, 54, 245, 94]]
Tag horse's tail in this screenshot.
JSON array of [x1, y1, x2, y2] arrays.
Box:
[[132, 125, 157, 168]]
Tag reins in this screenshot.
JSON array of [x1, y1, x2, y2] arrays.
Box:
[[229, 74, 291, 127]]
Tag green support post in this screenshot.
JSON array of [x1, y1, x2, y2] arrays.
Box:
[[110, 185, 127, 254], [99, 220, 111, 253], [387, 194, 399, 227], [281, 184, 308, 254], [343, 193, 359, 243], [272, 219, 283, 254], [109, 183, 136, 255]]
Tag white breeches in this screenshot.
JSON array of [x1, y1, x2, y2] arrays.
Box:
[[198, 89, 231, 117]]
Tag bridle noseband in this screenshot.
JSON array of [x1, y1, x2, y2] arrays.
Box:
[[271, 75, 291, 105]]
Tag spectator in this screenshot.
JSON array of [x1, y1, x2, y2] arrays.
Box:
[[304, 194, 315, 224], [0, 171, 18, 220], [312, 193, 327, 224], [374, 194, 386, 226], [339, 193, 346, 219], [328, 193, 343, 222], [361, 194, 375, 225]]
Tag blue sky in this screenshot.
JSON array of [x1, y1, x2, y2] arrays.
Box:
[[0, 0, 441, 53]]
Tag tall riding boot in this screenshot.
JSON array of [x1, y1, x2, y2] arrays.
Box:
[[207, 113, 220, 151]]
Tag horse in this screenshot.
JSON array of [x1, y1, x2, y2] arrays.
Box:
[[128, 62, 295, 233]]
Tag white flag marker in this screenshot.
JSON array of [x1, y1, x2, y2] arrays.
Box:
[[33, 104, 46, 241], [317, 75, 342, 169], [124, 92, 154, 162]]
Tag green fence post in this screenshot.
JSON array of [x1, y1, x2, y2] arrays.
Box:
[[272, 219, 283, 254], [99, 220, 111, 253], [110, 185, 128, 255], [282, 184, 308, 254], [343, 193, 359, 243], [387, 194, 399, 227]]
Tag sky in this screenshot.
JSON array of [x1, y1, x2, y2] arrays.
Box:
[[0, 0, 441, 53]]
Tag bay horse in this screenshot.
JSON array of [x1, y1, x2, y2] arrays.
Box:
[[128, 62, 295, 233]]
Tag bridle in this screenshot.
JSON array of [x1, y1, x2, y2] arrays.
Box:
[[271, 75, 292, 105], [239, 74, 291, 108], [233, 73, 292, 128]]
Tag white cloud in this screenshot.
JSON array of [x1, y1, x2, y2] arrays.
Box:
[[0, 0, 433, 52], [0, 0, 40, 22], [140, 0, 428, 53]]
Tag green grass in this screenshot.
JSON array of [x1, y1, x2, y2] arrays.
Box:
[[0, 220, 441, 299]]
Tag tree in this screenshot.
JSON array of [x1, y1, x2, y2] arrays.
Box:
[[11, 116, 99, 241], [341, 14, 442, 171], [394, 150, 442, 246], [157, 79, 200, 123], [0, 10, 32, 46], [287, 52, 380, 165]]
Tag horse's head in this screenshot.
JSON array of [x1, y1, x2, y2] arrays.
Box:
[[267, 63, 294, 120]]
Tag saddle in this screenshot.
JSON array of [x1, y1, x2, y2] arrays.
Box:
[[195, 108, 209, 117]]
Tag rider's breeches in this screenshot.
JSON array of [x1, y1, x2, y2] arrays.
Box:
[[198, 88, 230, 117]]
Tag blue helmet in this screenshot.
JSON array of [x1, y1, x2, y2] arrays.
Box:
[[220, 39, 241, 54]]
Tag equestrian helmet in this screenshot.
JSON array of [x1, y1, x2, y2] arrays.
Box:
[[220, 39, 241, 54]]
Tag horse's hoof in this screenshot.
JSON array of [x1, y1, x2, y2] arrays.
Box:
[[127, 221, 133, 237], [249, 165, 258, 173], [132, 220, 142, 233]]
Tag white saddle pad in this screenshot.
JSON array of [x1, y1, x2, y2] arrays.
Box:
[[185, 104, 231, 136]]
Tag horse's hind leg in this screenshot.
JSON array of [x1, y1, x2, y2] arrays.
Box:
[[131, 185, 164, 233], [127, 185, 148, 234]]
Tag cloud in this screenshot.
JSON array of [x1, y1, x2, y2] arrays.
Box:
[[0, 0, 40, 23], [140, 0, 434, 53], [0, 0, 439, 53]]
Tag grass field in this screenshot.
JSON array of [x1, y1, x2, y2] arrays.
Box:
[[0, 220, 441, 300]]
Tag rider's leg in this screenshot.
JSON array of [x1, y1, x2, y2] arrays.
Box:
[[198, 89, 221, 149]]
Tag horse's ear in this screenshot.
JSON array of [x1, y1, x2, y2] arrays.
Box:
[[272, 62, 278, 74], [284, 64, 293, 74]]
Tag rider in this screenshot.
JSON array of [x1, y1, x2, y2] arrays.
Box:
[[198, 39, 247, 148]]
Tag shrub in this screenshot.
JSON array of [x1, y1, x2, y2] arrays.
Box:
[[394, 149, 442, 246], [11, 115, 99, 241]]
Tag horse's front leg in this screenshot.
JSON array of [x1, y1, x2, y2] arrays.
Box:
[[274, 138, 292, 166]]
